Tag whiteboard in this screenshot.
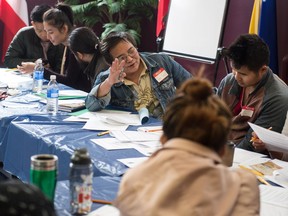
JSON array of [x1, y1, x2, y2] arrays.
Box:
[[162, 0, 228, 63]]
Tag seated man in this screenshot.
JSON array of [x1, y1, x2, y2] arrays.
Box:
[[85, 31, 192, 118], [4, 4, 64, 73], [217, 34, 288, 153]]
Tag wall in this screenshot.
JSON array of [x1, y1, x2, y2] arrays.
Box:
[[6, 0, 288, 86]]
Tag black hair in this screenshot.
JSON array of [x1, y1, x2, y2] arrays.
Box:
[[223, 34, 270, 72], [30, 4, 52, 22], [100, 31, 137, 65], [69, 27, 100, 55], [43, 3, 74, 32]]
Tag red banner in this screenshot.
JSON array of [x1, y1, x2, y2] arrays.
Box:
[[0, 0, 28, 62]]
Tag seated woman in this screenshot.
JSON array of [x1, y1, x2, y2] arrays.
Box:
[[43, 3, 94, 92], [68, 27, 109, 87], [114, 77, 260, 215]]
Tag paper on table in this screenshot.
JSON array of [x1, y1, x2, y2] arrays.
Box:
[[248, 122, 288, 152], [233, 148, 267, 166], [59, 89, 88, 97], [1, 101, 39, 108], [63, 110, 132, 122], [83, 116, 128, 131], [95, 112, 141, 126], [260, 185, 288, 216], [110, 130, 161, 142], [130, 141, 162, 156], [91, 138, 134, 150], [117, 157, 148, 168], [87, 205, 120, 216]]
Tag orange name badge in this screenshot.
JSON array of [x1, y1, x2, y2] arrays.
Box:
[[240, 106, 254, 117], [153, 68, 168, 83]]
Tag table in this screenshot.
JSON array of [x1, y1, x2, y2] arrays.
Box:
[[1, 69, 287, 216], [2, 114, 158, 181]]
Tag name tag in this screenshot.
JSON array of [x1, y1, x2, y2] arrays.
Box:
[[153, 68, 168, 83], [240, 106, 254, 117]]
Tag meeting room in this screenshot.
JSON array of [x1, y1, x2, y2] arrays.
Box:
[[0, 0, 288, 215]]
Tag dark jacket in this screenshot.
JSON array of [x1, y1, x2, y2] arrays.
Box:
[[217, 68, 288, 152], [4, 26, 64, 72], [44, 49, 108, 92]]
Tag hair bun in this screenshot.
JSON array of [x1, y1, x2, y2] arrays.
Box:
[[178, 78, 213, 101]]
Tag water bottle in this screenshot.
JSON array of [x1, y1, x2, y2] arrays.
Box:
[[69, 148, 93, 215], [32, 59, 44, 93], [46, 75, 59, 115]]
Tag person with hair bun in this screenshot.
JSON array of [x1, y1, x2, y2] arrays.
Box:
[[43, 3, 92, 92], [114, 77, 260, 216], [68, 27, 109, 86]]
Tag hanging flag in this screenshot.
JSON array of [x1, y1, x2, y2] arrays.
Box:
[[248, 0, 262, 34], [156, 0, 170, 37], [258, 0, 278, 74], [0, 0, 28, 62], [248, 0, 278, 74]]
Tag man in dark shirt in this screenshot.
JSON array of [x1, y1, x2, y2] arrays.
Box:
[[217, 34, 288, 153], [4, 4, 64, 73]]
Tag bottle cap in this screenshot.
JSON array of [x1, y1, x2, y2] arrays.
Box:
[[71, 148, 91, 165], [50, 75, 56, 80], [35, 58, 42, 64]]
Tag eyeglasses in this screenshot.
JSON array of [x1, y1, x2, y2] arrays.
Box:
[[117, 47, 138, 62]]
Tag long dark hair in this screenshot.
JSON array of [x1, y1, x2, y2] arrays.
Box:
[[69, 27, 100, 56], [43, 3, 74, 33]]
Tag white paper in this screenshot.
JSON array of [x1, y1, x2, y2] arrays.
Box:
[[117, 157, 148, 168], [83, 116, 128, 131], [260, 185, 288, 216], [95, 112, 141, 126], [248, 122, 288, 152], [1, 101, 39, 108], [110, 130, 161, 142], [91, 138, 134, 150], [59, 89, 87, 97], [130, 141, 162, 156], [87, 205, 120, 216], [232, 148, 267, 167]]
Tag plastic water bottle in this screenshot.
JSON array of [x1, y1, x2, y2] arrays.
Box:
[[32, 59, 44, 93], [69, 148, 93, 215], [46, 75, 59, 115]]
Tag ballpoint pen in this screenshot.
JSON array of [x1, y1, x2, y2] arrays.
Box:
[[92, 199, 113, 205], [97, 130, 110, 136]]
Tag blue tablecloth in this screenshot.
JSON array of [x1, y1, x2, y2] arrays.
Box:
[[2, 113, 160, 182]]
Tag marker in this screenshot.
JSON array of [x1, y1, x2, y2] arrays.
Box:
[[97, 130, 110, 136]]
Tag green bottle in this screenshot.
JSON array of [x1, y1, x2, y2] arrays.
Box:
[[30, 154, 58, 201]]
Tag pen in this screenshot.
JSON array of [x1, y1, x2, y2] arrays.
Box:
[[250, 127, 272, 142], [256, 176, 271, 186], [145, 128, 162, 132], [238, 165, 264, 177], [92, 199, 113, 205], [97, 130, 110, 136]]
